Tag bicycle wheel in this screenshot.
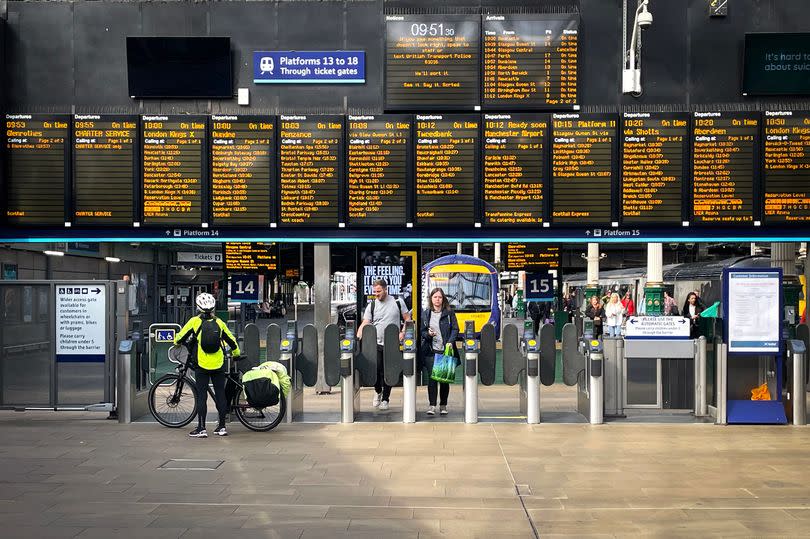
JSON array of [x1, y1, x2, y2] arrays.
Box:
[[148, 373, 198, 428], [235, 391, 286, 432]]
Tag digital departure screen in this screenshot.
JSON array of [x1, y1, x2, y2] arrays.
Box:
[[141, 115, 206, 226], [483, 113, 547, 226], [621, 112, 688, 225], [415, 114, 479, 226], [279, 115, 343, 227], [5, 114, 69, 225], [224, 242, 278, 272], [347, 114, 411, 226], [763, 110, 810, 224], [551, 113, 617, 225], [482, 14, 579, 108], [73, 115, 137, 225], [385, 14, 480, 110], [505, 243, 560, 270], [210, 115, 274, 227], [691, 111, 758, 224]]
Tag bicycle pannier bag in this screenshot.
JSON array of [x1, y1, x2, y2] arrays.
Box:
[[198, 318, 222, 354], [242, 368, 281, 408]]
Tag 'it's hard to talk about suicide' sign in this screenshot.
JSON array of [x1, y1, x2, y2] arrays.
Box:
[[253, 51, 366, 83]]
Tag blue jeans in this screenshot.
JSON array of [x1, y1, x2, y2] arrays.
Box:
[[606, 325, 621, 337]]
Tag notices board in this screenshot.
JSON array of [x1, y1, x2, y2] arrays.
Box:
[[141, 115, 206, 226], [551, 113, 617, 224], [279, 115, 343, 226], [347, 115, 411, 226], [482, 13, 579, 108], [725, 269, 782, 354], [224, 242, 278, 273], [73, 115, 137, 225], [624, 316, 691, 339], [5, 114, 69, 225], [505, 244, 560, 270], [385, 14, 480, 109], [211, 115, 274, 227], [56, 284, 106, 362], [621, 112, 688, 224], [483, 113, 547, 226], [414, 114, 479, 226], [691, 111, 759, 224], [763, 110, 810, 224]]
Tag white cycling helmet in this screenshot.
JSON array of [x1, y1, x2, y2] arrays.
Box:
[[195, 292, 216, 312]]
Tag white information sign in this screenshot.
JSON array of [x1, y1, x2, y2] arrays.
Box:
[[624, 316, 691, 339], [56, 284, 106, 361], [177, 252, 223, 264], [727, 270, 781, 354]]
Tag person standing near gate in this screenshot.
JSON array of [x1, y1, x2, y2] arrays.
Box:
[[420, 287, 459, 416], [358, 279, 411, 411]]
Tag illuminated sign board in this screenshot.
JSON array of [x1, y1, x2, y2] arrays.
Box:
[[506, 243, 561, 270], [763, 110, 810, 224], [224, 242, 278, 272], [252, 51, 366, 83]]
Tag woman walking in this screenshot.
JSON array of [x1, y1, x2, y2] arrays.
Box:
[[420, 287, 459, 416]]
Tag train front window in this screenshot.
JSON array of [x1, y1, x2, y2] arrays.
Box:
[[430, 272, 492, 312]]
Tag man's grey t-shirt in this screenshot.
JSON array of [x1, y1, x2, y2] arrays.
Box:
[[363, 295, 408, 345]]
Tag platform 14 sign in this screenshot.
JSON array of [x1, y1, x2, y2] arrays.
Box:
[[230, 274, 259, 303]]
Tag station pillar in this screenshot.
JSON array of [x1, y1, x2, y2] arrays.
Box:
[[314, 243, 331, 392], [644, 243, 664, 316], [771, 242, 802, 333], [584, 243, 601, 302]]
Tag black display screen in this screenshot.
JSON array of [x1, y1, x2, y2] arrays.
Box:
[[224, 242, 278, 272], [763, 110, 810, 224], [743, 33, 810, 96], [506, 243, 560, 270]]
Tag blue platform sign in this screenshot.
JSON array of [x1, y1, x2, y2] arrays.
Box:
[[253, 51, 365, 84], [524, 270, 557, 302], [230, 274, 259, 303]]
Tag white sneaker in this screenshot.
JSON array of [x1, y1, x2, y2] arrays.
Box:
[[378, 400, 389, 411], [372, 392, 382, 408], [440, 406, 448, 416], [426, 406, 436, 416]]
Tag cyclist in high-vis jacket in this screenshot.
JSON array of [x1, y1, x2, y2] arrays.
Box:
[[175, 292, 241, 438]]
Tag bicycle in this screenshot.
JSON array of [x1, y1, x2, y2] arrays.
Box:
[[148, 344, 286, 432]]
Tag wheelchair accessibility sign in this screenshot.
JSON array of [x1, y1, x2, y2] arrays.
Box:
[[155, 329, 175, 342]]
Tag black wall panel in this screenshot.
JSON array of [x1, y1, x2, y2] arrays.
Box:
[[579, 0, 621, 107], [346, 0, 383, 113]]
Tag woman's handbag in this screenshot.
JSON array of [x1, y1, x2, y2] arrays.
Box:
[[430, 344, 457, 384]]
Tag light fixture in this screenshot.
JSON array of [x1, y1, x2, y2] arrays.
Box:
[[105, 256, 121, 263], [622, 0, 653, 95], [43, 250, 64, 257]]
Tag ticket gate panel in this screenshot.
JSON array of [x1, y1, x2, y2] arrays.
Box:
[[501, 324, 523, 386], [242, 323, 261, 372], [357, 326, 379, 386], [798, 324, 809, 384], [383, 324, 403, 387], [266, 323, 282, 363], [540, 324, 557, 386], [479, 323, 497, 386], [299, 324, 319, 387], [323, 324, 342, 387], [562, 323, 585, 387]]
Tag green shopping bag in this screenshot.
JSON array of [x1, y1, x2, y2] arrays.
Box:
[[430, 344, 456, 384]]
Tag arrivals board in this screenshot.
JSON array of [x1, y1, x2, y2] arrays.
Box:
[[224, 242, 278, 272], [414, 114, 479, 226], [621, 112, 688, 224], [691, 111, 759, 224], [347, 114, 411, 226], [141, 115, 206, 226], [278, 115, 343, 227], [5, 114, 69, 225], [482, 14, 579, 108], [551, 113, 617, 225], [482, 113, 547, 225], [385, 14, 480, 110], [505, 243, 560, 270], [73, 115, 137, 225], [763, 110, 810, 224], [210, 115, 274, 227]]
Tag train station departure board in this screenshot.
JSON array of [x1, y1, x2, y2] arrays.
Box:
[[210, 115, 274, 227], [506, 243, 560, 270], [483, 113, 547, 225], [224, 242, 278, 272], [621, 112, 688, 225], [691, 111, 759, 224], [763, 110, 810, 224], [279, 115, 343, 226], [385, 14, 480, 109], [347, 115, 411, 226], [73, 115, 137, 225], [551, 113, 617, 225], [415, 114, 479, 226], [482, 14, 579, 108], [141, 115, 206, 226], [5, 114, 69, 225]]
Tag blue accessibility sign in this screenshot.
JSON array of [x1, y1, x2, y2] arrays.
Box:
[[253, 51, 366, 84], [155, 329, 175, 342]]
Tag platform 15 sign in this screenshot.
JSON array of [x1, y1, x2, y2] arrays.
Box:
[[525, 270, 557, 301]]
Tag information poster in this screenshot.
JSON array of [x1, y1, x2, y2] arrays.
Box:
[[415, 114, 479, 226], [347, 115, 411, 226], [5, 114, 69, 225], [621, 112, 688, 224], [141, 115, 206, 226], [211, 115, 274, 226], [691, 111, 758, 224], [725, 269, 781, 354], [73, 115, 137, 225], [482, 13, 578, 108], [385, 14, 480, 109], [55, 284, 106, 362], [505, 244, 560, 270], [357, 248, 419, 324], [763, 110, 810, 224], [224, 242, 278, 272], [279, 115, 343, 226], [483, 113, 547, 225]]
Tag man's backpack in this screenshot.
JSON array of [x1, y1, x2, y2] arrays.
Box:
[[197, 317, 222, 354]]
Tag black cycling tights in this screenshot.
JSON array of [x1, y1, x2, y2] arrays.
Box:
[[195, 367, 228, 429]]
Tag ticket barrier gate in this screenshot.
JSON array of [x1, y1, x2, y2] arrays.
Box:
[[786, 337, 807, 426], [503, 322, 556, 424], [324, 320, 379, 423], [562, 322, 591, 422], [463, 321, 497, 424], [382, 321, 417, 423]]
